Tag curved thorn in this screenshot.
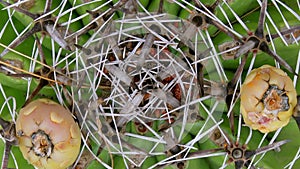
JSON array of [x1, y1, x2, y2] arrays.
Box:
[[254, 140, 290, 156], [35, 36, 47, 64], [0, 118, 11, 130], [44, 0, 52, 13], [211, 20, 241, 41], [23, 79, 49, 107], [0, 1, 37, 19], [267, 25, 300, 42], [229, 54, 248, 87], [45, 24, 70, 50], [1, 143, 12, 169], [234, 41, 255, 59], [74, 44, 92, 55], [187, 148, 224, 158], [264, 48, 296, 75], [158, 0, 164, 13], [0, 24, 41, 57], [255, 0, 268, 38], [228, 107, 235, 135], [210, 0, 221, 11]]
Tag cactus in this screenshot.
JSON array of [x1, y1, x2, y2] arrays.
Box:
[[0, 0, 299, 169]]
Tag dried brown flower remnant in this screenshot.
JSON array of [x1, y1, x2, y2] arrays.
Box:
[[240, 65, 297, 133], [16, 99, 81, 169]]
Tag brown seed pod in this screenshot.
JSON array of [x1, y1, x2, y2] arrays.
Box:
[[16, 99, 81, 169], [240, 65, 297, 133]]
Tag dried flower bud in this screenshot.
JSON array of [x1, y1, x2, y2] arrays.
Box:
[[240, 65, 297, 133], [16, 99, 81, 169]]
